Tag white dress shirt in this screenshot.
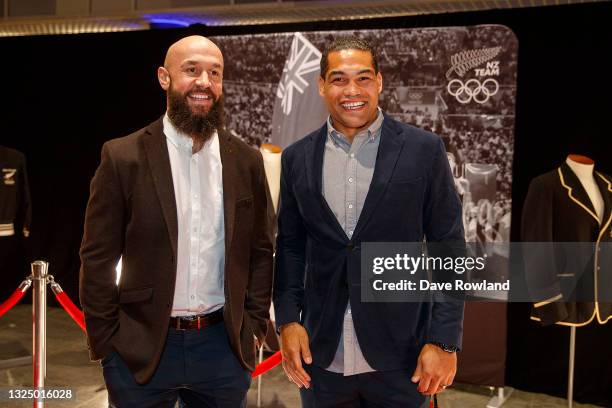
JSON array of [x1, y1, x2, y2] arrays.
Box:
[[163, 114, 226, 317]]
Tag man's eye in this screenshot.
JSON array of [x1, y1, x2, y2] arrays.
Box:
[[211, 70, 220, 77]]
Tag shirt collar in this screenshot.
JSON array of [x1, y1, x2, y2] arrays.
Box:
[[327, 107, 384, 147], [163, 113, 219, 153]]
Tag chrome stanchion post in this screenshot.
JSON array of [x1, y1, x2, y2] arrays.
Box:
[[31, 261, 49, 408], [568, 326, 576, 408]]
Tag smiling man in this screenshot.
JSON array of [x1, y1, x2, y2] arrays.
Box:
[[80, 35, 274, 407], [273, 37, 465, 407]]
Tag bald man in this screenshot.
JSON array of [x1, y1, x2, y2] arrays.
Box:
[[79, 35, 274, 407]]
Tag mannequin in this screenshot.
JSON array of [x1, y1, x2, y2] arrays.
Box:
[[565, 154, 604, 223], [522, 155, 612, 407]]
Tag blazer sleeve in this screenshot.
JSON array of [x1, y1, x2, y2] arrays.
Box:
[[245, 151, 275, 345], [423, 137, 465, 349], [273, 150, 307, 330], [521, 177, 568, 325], [79, 142, 123, 360]]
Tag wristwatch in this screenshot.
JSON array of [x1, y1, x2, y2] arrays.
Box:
[[429, 342, 459, 353]]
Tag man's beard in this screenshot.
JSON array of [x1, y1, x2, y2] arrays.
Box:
[[167, 87, 225, 144]]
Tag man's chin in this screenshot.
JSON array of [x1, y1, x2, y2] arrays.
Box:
[[187, 103, 211, 115]]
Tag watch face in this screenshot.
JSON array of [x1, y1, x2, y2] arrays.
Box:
[[431, 342, 458, 353]]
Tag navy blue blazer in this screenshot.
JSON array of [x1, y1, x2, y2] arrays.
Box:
[[273, 114, 465, 371]]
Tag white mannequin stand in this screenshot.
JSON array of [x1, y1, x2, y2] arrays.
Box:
[[563, 154, 602, 408], [486, 386, 515, 408], [257, 144, 283, 408]]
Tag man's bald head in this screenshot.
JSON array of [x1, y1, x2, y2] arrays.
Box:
[[163, 35, 223, 70], [157, 35, 225, 145]]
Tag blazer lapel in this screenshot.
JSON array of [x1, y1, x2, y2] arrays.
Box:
[[352, 116, 404, 239], [218, 130, 237, 260], [594, 171, 612, 230], [304, 125, 350, 240], [143, 118, 178, 257], [559, 162, 600, 224]]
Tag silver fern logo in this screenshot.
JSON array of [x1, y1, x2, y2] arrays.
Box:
[[2, 168, 16, 185], [445, 47, 502, 80]]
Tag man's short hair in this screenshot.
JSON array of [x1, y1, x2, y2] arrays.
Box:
[[320, 36, 379, 79]]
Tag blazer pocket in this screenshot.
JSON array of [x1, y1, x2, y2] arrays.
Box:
[[236, 195, 254, 208], [387, 177, 423, 193], [119, 286, 153, 304]]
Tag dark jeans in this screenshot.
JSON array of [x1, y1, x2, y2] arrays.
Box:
[[102, 322, 251, 408], [299, 365, 426, 408]]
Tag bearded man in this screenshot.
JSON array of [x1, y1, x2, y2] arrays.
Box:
[[79, 35, 274, 408]]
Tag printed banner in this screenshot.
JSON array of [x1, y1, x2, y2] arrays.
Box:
[[212, 26, 518, 388]]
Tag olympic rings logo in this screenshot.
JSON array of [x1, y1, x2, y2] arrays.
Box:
[[447, 78, 499, 104]]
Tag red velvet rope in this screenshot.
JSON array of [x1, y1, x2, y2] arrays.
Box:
[[252, 351, 282, 378], [0, 288, 28, 318], [54, 291, 86, 332]]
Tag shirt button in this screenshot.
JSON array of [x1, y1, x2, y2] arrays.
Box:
[[348, 203, 353, 209], [194, 194, 198, 199], [348, 177, 354, 183], [190, 295, 195, 300], [349, 153, 355, 158]]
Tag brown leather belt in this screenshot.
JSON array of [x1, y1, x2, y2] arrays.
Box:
[[169, 308, 224, 330]]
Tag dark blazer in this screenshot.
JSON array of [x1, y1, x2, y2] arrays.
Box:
[[79, 118, 274, 384], [522, 162, 612, 326], [273, 115, 465, 371], [0, 145, 31, 238]]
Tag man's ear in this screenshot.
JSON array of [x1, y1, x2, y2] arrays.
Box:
[[377, 72, 383, 94], [318, 76, 325, 97], [158, 67, 170, 91]]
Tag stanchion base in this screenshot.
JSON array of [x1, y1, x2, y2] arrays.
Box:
[[0, 356, 31, 369], [486, 387, 514, 408]]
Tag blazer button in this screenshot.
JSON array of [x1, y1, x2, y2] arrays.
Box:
[[347, 243, 354, 252]]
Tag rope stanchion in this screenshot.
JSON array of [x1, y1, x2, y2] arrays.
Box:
[[49, 278, 86, 332], [0, 278, 32, 318], [252, 351, 282, 378]]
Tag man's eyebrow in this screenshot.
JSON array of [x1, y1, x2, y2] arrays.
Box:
[[328, 68, 375, 77], [356, 69, 375, 75], [328, 70, 346, 77], [180, 60, 223, 69]]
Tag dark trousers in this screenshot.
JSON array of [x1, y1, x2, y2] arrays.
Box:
[[102, 322, 251, 408], [300, 365, 426, 408]]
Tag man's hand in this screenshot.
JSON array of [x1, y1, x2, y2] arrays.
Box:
[[279, 322, 312, 389], [411, 343, 457, 395]]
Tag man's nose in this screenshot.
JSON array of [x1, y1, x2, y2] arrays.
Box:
[[195, 71, 211, 87], [344, 80, 361, 97]]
